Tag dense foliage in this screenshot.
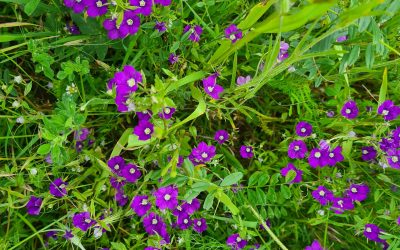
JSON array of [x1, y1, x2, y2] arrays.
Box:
[[1, 0, 400, 249]]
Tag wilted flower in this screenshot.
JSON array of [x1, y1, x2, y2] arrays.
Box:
[[155, 21, 166, 32], [64, 0, 86, 13], [336, 35, 347, 42], [331, 197, 354, 214], [74, 128, 89, 141], [115, 190, 129, 206], [63, 230, 74, 240], [110, 176, 125, 190], [236, 75, 251, 86]]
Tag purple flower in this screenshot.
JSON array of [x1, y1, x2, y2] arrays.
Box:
[[172, 204, 187, 217], [131, 195, 151, 216], [129, 0, 153, 16], [64, 0, 86, 13], [49, 178, 68, 198], [86, 0, 108, 17], [361, 146, 377, 161], [45, 154, 53, 164], [259, 219, 271, 230], [74, 128, 89, 141], [115, 190, 129, 206], [134, 120, 154, 141], [345, 184, 369, 202], [277, 41, 290, 62], [341, 100, 359, 119], [236, 75, 251, 86], [154, 185, 179, 210], [63, 230, 74, 240], [137, 110, 152, 121], [181, 198, 200, 215], [327, 146, 344, 166], [121, 163, 141, 183], [225, 24, 242, 43], [46, 231, 58, 240], [226, 233, 247, 250], [326, 110, 335, 117], [145, 247, 160, 250], [158, 107, 176, 120], [119, 10, 140, 37], [75, 141, 84, 152], [110, 176, 125, 190], [387, 150, 400, 169], [168, 53, 178, 64], [154, 0, 171, 6], [397, 216, 400, 225], [72, 212, 95, 231], [240, 145, 253, 158], [214, 130, 229, 144], [364, 224, 381, 241], [277, 52, 289, 62], [319, 140, 330, 151], [193, 218, 207, 233], [107, 156, 125, 175], [143, 212, 166, 235], [103, 19, 121, 40], [184, 25, 203, 42], [288, 140, 308, 159], [115, 65, 142, 93], [155, 21, 166, 32], [378, 100, 400, 121], [168, 155, 184, 168], [177, 214, 192, 230], [26, 196, 42, 216], [66, 23, 80, 35], [331, 197, 354, 214], [280, 163, 303, 183], [308, 148, 328, 168], [202, 74, 224, 99], [295, 121, 313, 137], [190, 142, 216, 164], [336, 35, 347, 42], [392, 127, 400, 143], [312, 186, 334, 205], [305, 240, 324, 250]]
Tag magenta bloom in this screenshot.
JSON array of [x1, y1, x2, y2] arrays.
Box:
[[115, 65, 142, 93], [103, 19, 122, 40], [155, 21, 166, 32], [86, 0, 108, 17], [131, 195, 151, 216], [214, 130, 229, 144], [26, 196, 42, 216], [312, 186, 334, 206], [305, 240, 325, 250], [110, 176, 125, 190], [189, 142, 216, 164], [74, 128, 89, 141], [137, 110, 152, 121], [280, 163, 303, 183], [327, 146, 344, 166], [154, 0, 171, 6], [225, 24, 242, 43], [364, 224, 382, 241], [181, 198, 201, 215], [331, 197, 354, 214], [176, 213, 192, 230], [129, 0, 153, 16], [392, 127, 400, 143], [295, 121, 312, 137], [336, 35, 347, 42], [143, 212, 167, 235], [66, 23, 80, 35], [202, 74, 224, 99], [341, 100, 359, 119], [361, 146, 377, 161], [121, 163, 141, 183], [345, 184, 369, 202], [107, 156, 125, 175], [193, 218, 207, 233], [134, 120, 154, 140], [63, 230, 74, 240], [168, 53, 178, 64], [378, 100, 400, 121], [64, 0, 86, 13], [184, 25, 203, 42], [72, 212, 96, 231], [278, 41, 289, 62], [172, 204, 187, 217], [288, 140, 307, 159], [240, 145, 253, 158], [119, 10, 140, 37], [154, 185, 179, 210], [236, 75, 251, 86], [158, 107, 176, 119], [115, 190, 129, 206], [49, 178, 68, 198], [226, 233, 247, 250], [308, 148, 328, 168]]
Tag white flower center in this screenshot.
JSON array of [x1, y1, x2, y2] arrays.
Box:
[[219, 135, 224, 140], [127, 78, 136, 87], [319, 190, 325, 196], [197, 221, 202, 226], [96, 0, 102, 7], [314, 152, 321, 158], [141, 199, 148, 205], [236, 237, 242, 242], [164, 108, 170, 114], [382, 110, 389, 116], [246, 148, 251, 153], [184, 219, 188, 224], [129, 168, 136, 174], [351, 187, 357, 193], [139, 0, 146, 6], [229, 34, 236, 41], [294, 145, 300, 151], [338, 200, 344, 207], [366, 227, 372, 233], [144, 128, 151, 135], [177, 206, 182, 211], [59, 184, 66, 189], [114, 164, 120, 170], [127, 19, 133, 26], [164, 194, 171, 201], [392, 156, 399, 163], [300, 128, 306, 133], [201, 152, 208, 159], [345, 108, 351, 114], [329, 153, 334, 158], [75, 0, 81, 2], [84, 219, 91, 223], [362, 150, 368, 154], [152, 219, 158, 225], [207, 86, 214, 92]]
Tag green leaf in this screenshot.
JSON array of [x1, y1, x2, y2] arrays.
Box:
[[191, 181, 211, 193], [249, 172, 261, 186], [37, 144, 51, 155], [203, 192, 215, 210], [110, 128, 133, 157], [280, 185, 292, 199], [284, 170, 297, 183], [347, 45, 360, 66], [111, 242, 127, 250], [220, 172, 243, 187], [165, 71, 206, 94], [215, 190, 239, 215], [365, 43, 375, 69], [24, 82, 32, 96], [24, 0, 40, 16], [378, 68, 388, 105]]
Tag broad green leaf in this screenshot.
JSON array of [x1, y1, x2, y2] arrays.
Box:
[[165, 71, 206, 94], [365, 43, 375, 69], [36, 143, 51, 155], [110, 128, 133, 157], [215, 190, 239, 215], [24, 0, 40, 16], [203, 192, 215, 210], [280, 185, 292, 199], [284, 170, 297, 183], [220, 172, 243, 187]]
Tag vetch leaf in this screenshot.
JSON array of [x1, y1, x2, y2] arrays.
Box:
[[37, 144, 51, 155], [220, 172, 243, 187]]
